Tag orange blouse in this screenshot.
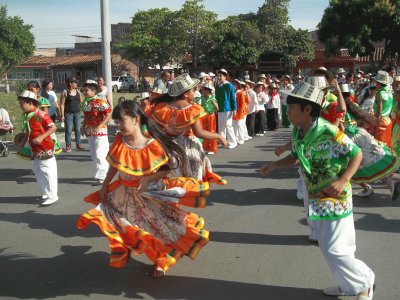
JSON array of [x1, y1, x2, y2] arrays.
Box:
[[106, 133, 169, 176], [152, 102, 207, 136], [233, 90, 248, 120]]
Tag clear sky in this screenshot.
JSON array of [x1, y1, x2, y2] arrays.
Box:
[[1, 0, 329, 48]]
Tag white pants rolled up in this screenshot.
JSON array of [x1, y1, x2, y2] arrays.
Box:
[[33, 156, 58, 200], [88, 135, 109, 180]]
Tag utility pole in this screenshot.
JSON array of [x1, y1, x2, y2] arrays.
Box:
[[100, 0, 113, 108]]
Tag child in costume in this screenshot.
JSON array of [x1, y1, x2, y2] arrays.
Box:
[[81, 80, 111, 184], [233, 80, 249, 144], [260, 82, 375, 300], [200, 82, 219, 154], [391, 87, 400, 156], [152, 74, 228, 183], [17, 90, 59, 206], [76, 100, 210, 277]]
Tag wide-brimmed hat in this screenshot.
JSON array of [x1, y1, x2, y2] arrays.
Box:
[[18, 90, 39, 105], [168, 73, 200, 97], [83, 79, 101, 92], [305, 76, 329, 90], [318, 66, 328, 72], [139, 92, 150, 101], [198, 72, 207, 79], [254, 81, 265, 87], [217, 68, 228, 75], [269, 82, 278, 89], [336, 68, 346, 74], [208, 72, 216, 77], [286, 81, 324, 106], [340, 84, 351, 93], [258, 73, 267, 79], [373, 70, 393, 85], [202, 82, 215, 92], [394, 75, 400, 82]]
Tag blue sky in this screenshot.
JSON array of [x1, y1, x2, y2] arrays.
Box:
[[1, 0, 328, 48]]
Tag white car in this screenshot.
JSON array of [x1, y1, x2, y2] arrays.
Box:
[[111, 75, 137, 93]]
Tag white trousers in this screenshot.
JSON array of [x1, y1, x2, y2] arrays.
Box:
[[313, 214, 375, 295], [298, 169, 317, 239], [88, 135, 109, 180], [33, 156, 58, 200], [233, 119, 247, 143], [218, 111, 237, 147]]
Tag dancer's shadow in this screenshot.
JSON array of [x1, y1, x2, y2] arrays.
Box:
[[354, 211, 400, 234], [0, 211, 102, 238], [0, 246, 329, 300]]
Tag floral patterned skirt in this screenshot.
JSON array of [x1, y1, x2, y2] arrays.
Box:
[[76, 175, 210, 271], [350, 127, 398, 183]]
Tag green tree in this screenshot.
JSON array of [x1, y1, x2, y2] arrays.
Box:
[[205, 16, 263, 68], [318, 0, 400, 68], [284, 27, 314, 71], [120, 8, 177, 68], [0, 5, 35, 77], [175, 0, 218, 68]]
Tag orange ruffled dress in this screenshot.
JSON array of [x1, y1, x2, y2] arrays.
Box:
[[76, 134, 210, 272], [152, 102, 227, 185]]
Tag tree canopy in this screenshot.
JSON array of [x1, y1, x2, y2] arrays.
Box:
[[122, 0, 314, 72], [318, 0, 400, 67], [0, 5, 35, 77]]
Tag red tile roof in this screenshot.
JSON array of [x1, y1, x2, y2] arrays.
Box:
[[22, 54, 104, 68]]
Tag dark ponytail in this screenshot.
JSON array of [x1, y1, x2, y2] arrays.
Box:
[[41, 79, 53, 99], [344, 98, 378, 127], [112, 100, 190, 176]]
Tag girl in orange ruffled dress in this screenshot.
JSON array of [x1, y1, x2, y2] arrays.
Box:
[[76, 100, 210, 278], [152, 73, 228, 183]]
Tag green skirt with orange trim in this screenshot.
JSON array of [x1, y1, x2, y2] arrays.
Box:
[[76, 175, 210, 272]]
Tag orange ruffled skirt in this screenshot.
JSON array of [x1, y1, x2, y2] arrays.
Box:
[[76, 176, 210, 272]]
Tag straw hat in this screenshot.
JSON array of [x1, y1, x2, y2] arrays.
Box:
[[373, 70, 393, 85], [258, 74, 267, 79], [269, 82, 278, 89], [83, 79, 101, 92], [139, 92, 150, 100], [286, 81, 325, 106], [318, 66, 328, 71], [18, 90, 37, 102], [168, 73, 200, 97], [202, 82, 215, 92], [305, 76, 329, 90], [336, 68, 346, 74], [217, 68, 228, 75], [208, 72, 216, 77], [340, 84, 351, 93], [254, 81, 265, 87]]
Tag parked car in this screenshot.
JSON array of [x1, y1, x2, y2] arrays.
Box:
[[111, 75, 137, 93]]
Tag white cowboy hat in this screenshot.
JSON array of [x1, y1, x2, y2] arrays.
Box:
[[258, 73, 267, 79], [168, 73, 200, 97], [208, 72, 216, 77], [305, 76, 329, 90], [318, 66, 328, 71], [336, 68, 346, 74], [217, 68, 228, 75], [286, 81, 325, 106], [139, 92, 150, 100], [198, 72, 207, 79], [202, 82, 215, 92], [340, 84, 351, 93], [373, 70, 393, 85], [83, 79, 101, 92], [254, 81, 265, 87]]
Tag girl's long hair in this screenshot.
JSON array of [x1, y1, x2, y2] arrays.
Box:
[[112, 100, 190, 176], [344, 97, 378, 127]]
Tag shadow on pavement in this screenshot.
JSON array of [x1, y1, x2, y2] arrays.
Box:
[[211, 231, 313, 246], [0, 211, 103, 238], [0, 246, 329, 300]]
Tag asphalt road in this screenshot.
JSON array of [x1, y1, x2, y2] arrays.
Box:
[[0, 129, 399, 300]]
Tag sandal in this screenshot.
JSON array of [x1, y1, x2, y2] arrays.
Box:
[[151, 265, 165, 278]]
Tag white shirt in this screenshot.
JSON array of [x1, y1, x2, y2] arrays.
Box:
[[97, 86, 109, 101], [247, 89, 257, 114], [256, 92, 267, 111], [280, 84, 294, 105], [47, 90, 58, 117], [267, 93, 281, 110]]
